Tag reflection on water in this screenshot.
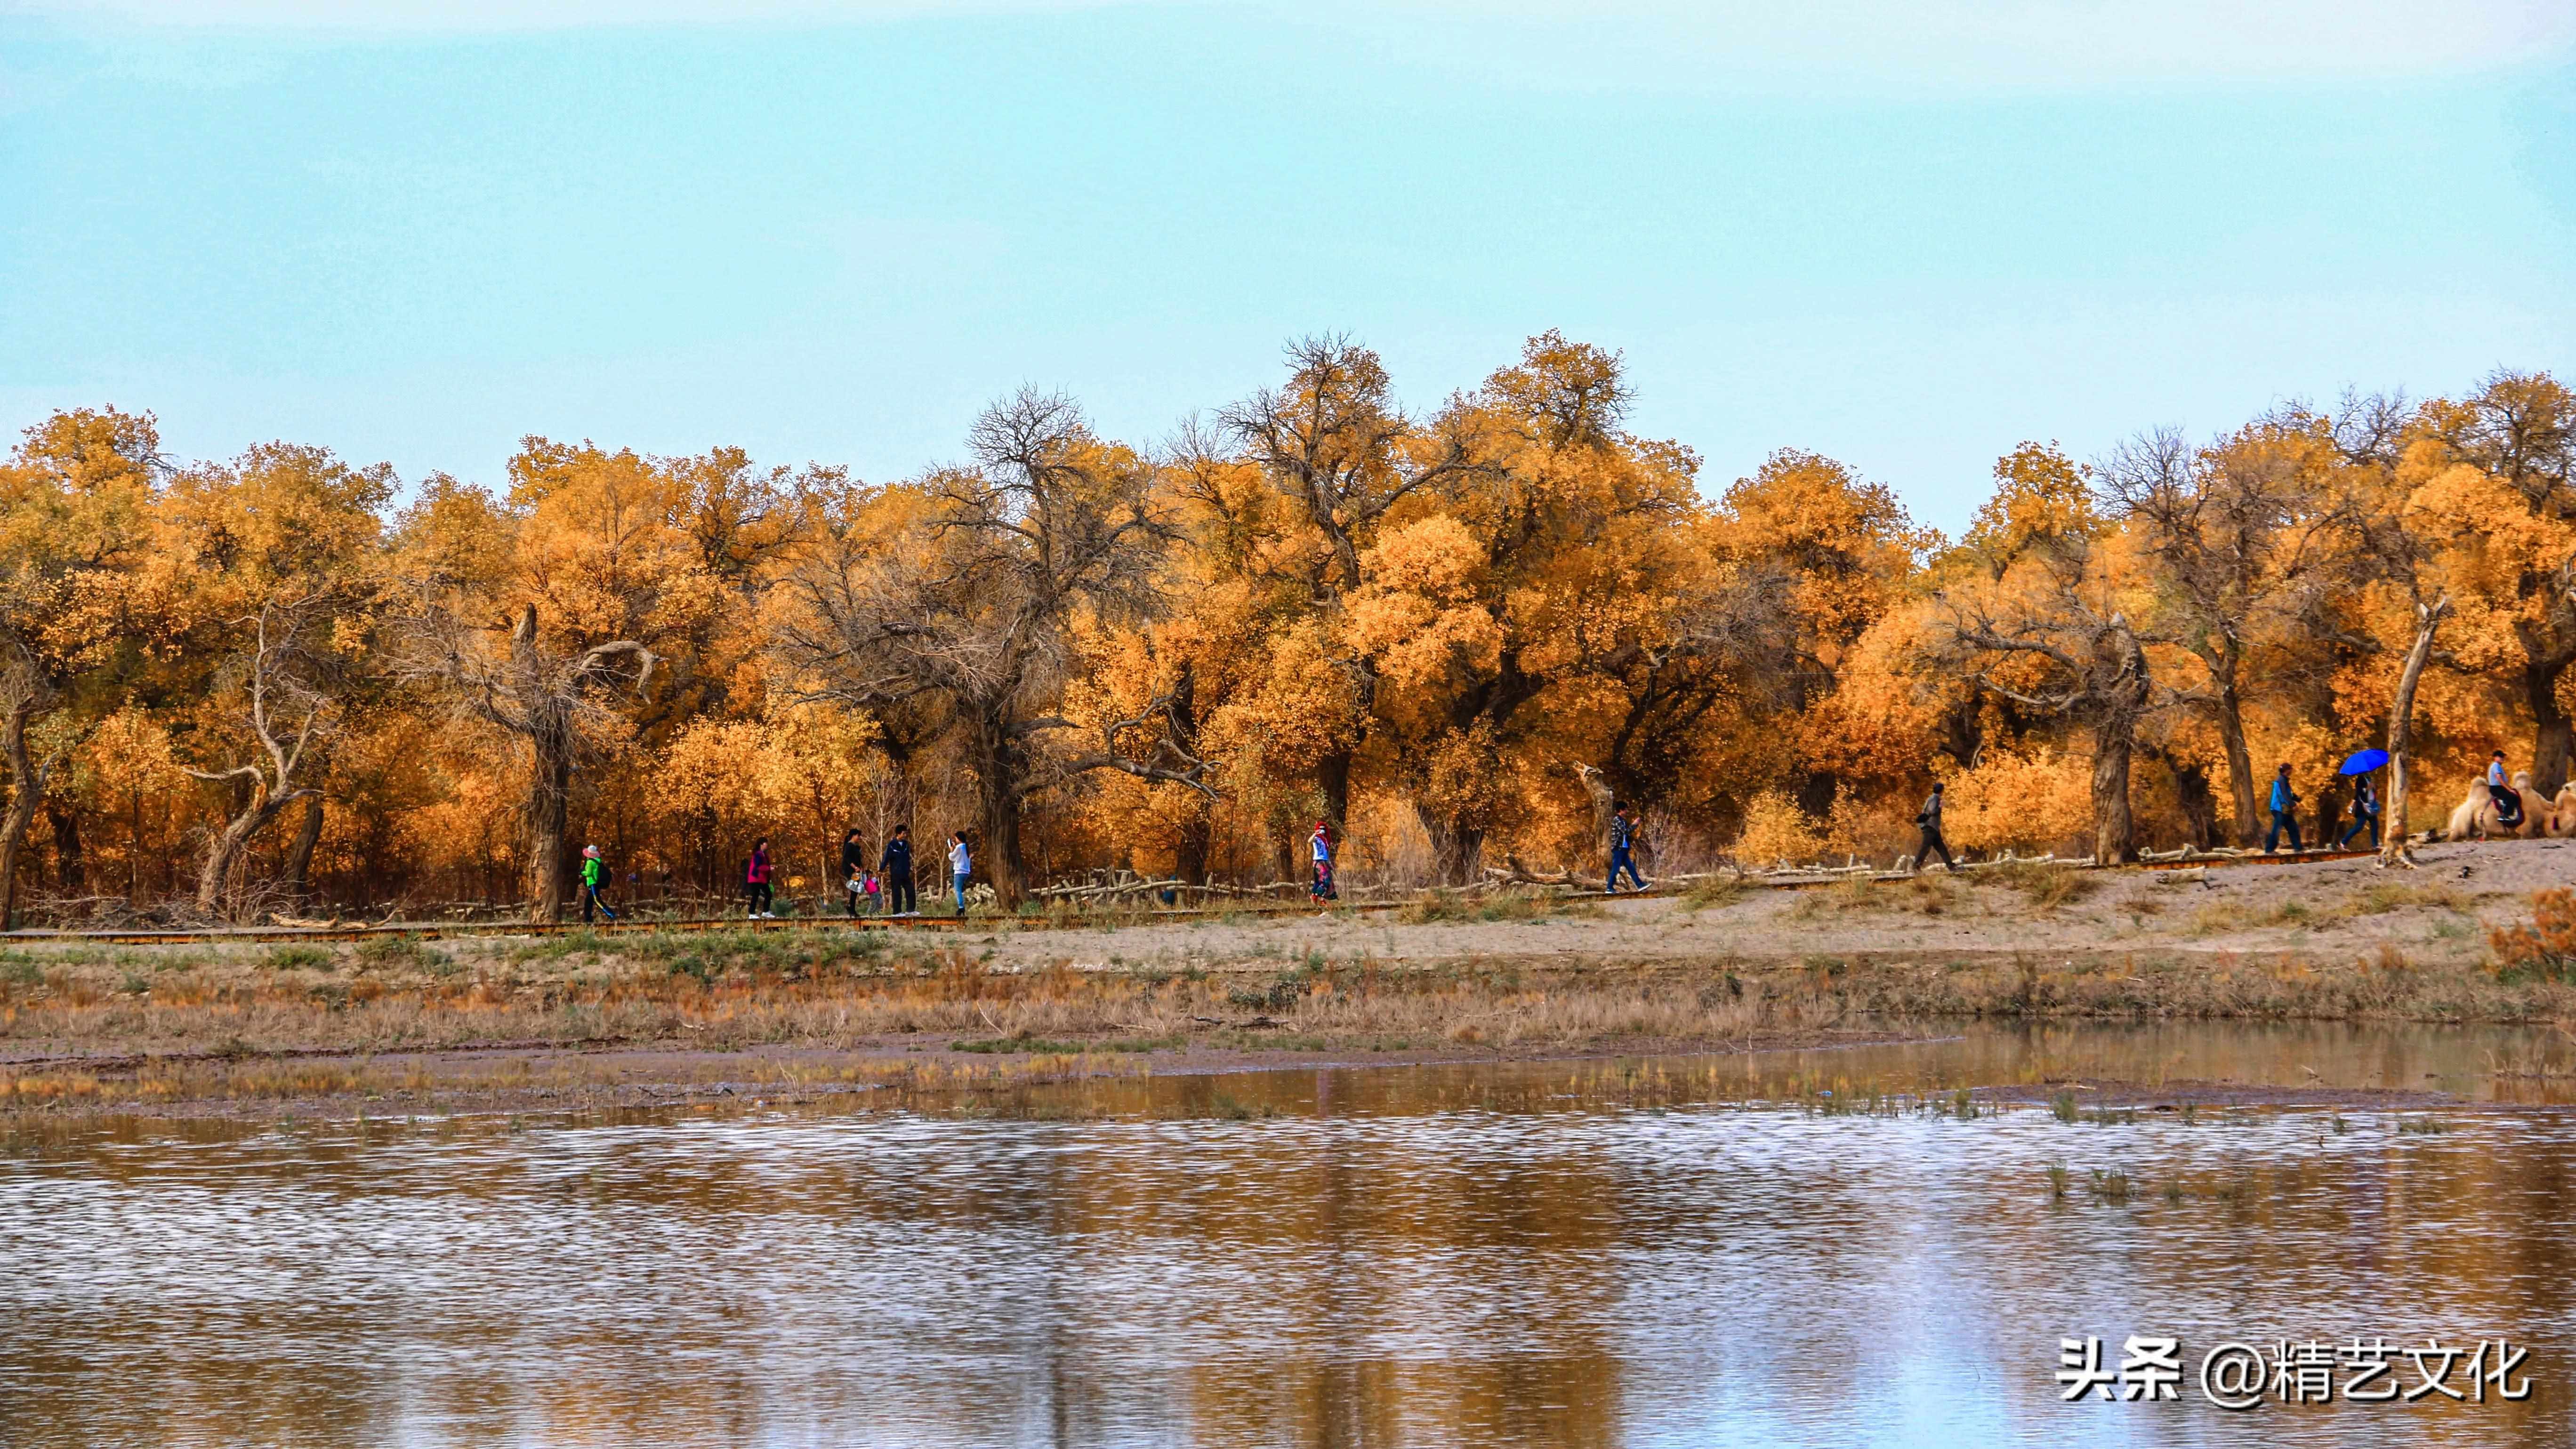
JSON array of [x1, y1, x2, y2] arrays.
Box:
[[4, 1022, 2576, 1447]]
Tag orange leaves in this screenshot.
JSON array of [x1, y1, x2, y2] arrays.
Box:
[[1346, 515, 1502, 687], [1956, 441, 2098, 579]]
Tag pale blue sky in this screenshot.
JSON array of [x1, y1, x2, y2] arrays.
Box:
[[3, 1, 2572, 532]]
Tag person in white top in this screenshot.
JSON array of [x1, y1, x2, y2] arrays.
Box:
[[948, 832, 971, 912]]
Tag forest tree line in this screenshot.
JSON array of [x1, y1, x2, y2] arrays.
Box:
[[1, 333, 2568, 924]]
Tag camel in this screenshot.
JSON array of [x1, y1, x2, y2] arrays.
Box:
[[2444, 771, 2552, 840], [2551, 784, 2576, 838]]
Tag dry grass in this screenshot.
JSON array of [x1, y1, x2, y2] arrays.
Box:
[[2187, 881, 2479, 939], [1782, 873, 1971, 920], [1395, 888, 1594, 926], [1682, 876, 1752, 912], [1972, 861, 2100, 909]]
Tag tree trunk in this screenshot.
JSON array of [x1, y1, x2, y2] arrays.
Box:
[[1413, 801, 1486, 886], [2383, 598, 2448, 868], [0, 700, 48, 932], [2088, 621, 2151, 864], [2214, 678, 2260, 847], [2172, 758, 2218, 849], [196, 786, 306, 918], [1317, 746, 1353, 838], [2091, 726, 2137, 863], [47, 797, 83, 896], [1174, 806, 1211, 886], [282, 794, 324, 902], [2529, 660, 2572, 797], [969, 713, 1028, 909], [527, 735, 572, 923]]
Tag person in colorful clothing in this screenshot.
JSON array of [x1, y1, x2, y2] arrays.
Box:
[[580, 844, 617, 922], [745, 837, 774, 918], [1309, 821, 1336, 903], [2264, 765, 2303, 853], [841, 828, 868, 917]]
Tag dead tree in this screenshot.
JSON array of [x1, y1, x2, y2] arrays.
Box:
[[2380, 596, 2450, 869], [187, 603, 329, 917], [776, 390, 1209, 907], [0, 658, 64, 931], [403, 600, 655, 922]]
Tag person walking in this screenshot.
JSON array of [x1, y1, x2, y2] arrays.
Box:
[[1606, 804, 1648, 893], [948, 831, 971, 913], [1912, 782, 1958, 873], [744, 837, 774, 918], [2340, 775, 2382, 849], [880, 826, 917, 917], [840, 828, 867, 918], [580, 844, 618, 922], [1309, 820, 1336, 903], [2264, 765, 2303, 853]]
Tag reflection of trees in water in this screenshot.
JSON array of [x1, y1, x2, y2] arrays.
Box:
[[18, 1035, 2576, 1445]]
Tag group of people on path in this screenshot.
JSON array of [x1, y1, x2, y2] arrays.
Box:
[[573, 745, 2536, 924], [1304, 800, 1660, 903], [2262, 762, 2397, 853], [571, 826, 975, 922], [1904, 750, 2539, 875], [833, 827, 972, 918]]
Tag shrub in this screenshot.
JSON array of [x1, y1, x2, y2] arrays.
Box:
[[356, 936, 447, 971], [2491, 888, 2576, 981], [1978, 860, 2098, 909], [1942, 747, 2093, 854], [1731, 791, 1825, 868], [265, 944, 335, 971]]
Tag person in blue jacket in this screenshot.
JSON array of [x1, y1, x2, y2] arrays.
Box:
[[2264, 764, 2303, 853], [1606, 804, 1648, 893]]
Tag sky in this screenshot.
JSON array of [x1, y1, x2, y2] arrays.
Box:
[[2, 0, 2572, 534]]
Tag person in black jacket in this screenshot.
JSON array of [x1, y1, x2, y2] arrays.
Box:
[[1912, 782, 1958, 873], [880, 826, 918, 917], [841, 828, 867, 917]]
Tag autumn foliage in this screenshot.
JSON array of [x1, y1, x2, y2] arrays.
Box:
[[1, 340, 2569, 922]]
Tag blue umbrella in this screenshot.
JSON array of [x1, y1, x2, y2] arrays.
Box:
[[2339, 749, 2390, 776]]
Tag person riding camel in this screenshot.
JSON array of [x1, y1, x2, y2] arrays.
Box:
[[2490, 750, 2523, 829]]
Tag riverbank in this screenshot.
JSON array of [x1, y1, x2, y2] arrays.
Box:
[[1, 837, 2565, 1119]]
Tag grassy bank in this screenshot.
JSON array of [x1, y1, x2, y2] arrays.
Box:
[[3, 839, 2568, 1116]]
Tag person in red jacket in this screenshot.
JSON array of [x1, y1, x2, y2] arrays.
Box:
[[744, 837, 774, 918]]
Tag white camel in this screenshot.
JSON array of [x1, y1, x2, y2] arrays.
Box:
[[2444, 771, 2552, 841]]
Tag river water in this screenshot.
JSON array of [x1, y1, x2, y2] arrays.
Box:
[[6, 1022, 2576, 1447]]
